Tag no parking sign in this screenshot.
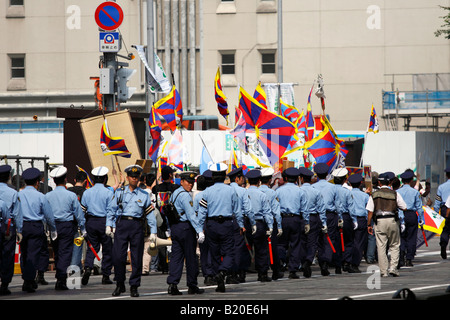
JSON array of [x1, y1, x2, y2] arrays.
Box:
[[95, 2, 124, 31]]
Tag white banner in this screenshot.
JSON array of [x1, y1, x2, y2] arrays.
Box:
[[263, 83, 296, 114], [134, 45, 171, 93]]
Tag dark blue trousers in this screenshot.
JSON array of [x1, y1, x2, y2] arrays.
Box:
[[252, 220, 270, 273], [279, 215, 302, 272], [20, 221, 46, 281], [400, 210, 418, 260], [0, 224, 16, 284], [342, 212, 355, 264], [85, 216, 113, 276], [352, 216, 368, 266], [301, 214, 321, 264], [112, 218, 144, 287], [167, 221, 199, 287], [269, 220, 281, 273], [199, 239, 214, 278], [52, 221, 77, 280], [205, 219, 235, 275], [318, 212, 339, 264], [231, 219, 248, 273]]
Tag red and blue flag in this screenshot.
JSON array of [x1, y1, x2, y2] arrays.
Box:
[[214, 67, 229, 124], [100, 119, 131, 158], [154, 85, 183, 132], [148, 105, 162, 163]]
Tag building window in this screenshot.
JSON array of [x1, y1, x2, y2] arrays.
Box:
[[7, 0, 24, 18], [221, 52, 235, 75], [261, 52, 276, 74], [10, 55, 25, 79], [10, 0, 24, 5]]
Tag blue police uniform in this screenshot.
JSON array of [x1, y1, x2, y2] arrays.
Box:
[[275, 167, 305, 278], [228, 167, 254, 283], [197, 163, 242, 292], [348, 174, 370, 272], [246, 169, 273, 281], [312, 163, 341, 275], [298, 167, 326, 278], [0, 165, 23, 294], [80, 167, 116, 284], [397, 170, 424, 265], [167, 172, 204, 295], [112, 165, 156, 297], [45, 166, 86, 289], [18, 168, 56, 292], [259, 176, 283, 280]]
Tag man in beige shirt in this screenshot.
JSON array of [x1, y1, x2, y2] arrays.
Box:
[[367, 172, 407, 277]]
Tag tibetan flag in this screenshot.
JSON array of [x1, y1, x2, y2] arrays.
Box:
[[167, 128, 183, 169], [368, 104, 379, 133], [148, 106, 162, 163], [304, 117, 348, 174], [280, 99, 300, 124], [238, 87, 296, 166], [76, 165, 93, 189], [230, 106, 248, 153], [306, 84, 315, 141], [253, 82, 268, 109], [154, 85, 183, 132], [100, 119, 131, 158], [214, 67, 229, 124]]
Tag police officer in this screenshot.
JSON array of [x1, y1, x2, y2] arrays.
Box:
[[367, 172, 407, 277], [167, 171, 205, 295], [397, 169, 424, 267], [18, 167, 56, 293], [0, 164, 23, 295], [193, 172, 215, 286], [298, 166, 326, 278], [332, 167, 354, 273], [80, 166, 116, 286], [45, 166, 86, 290], [227, 167, 254, 284], [433, 167, 450, 259], [246, 169, 273, 282], [259, 167, 283, 280], [312, 163, 342, 276], [112, 165, 157, 297], [197, 163, 243, 293], [275, 167, 305, 279], [347, 173, 369, 273]]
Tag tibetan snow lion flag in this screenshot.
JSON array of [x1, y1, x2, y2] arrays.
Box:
[[100, 119, 131, 158], [368, 104, 380, 133], [154, 85, 183, 132], [214, 67, 229, 124]]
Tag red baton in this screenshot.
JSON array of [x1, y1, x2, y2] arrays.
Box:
[[326, 233, 336, 253], [339, 228, 345, 252], [5, 219, 11, 237], [268, 237, 273, 265], [86, 239, 101, 261], [421, 226, 428, 247]]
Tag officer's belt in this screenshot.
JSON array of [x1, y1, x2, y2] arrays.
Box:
[[375, 214, 396, 219], [121, 215, 142, 221], [255, 218, 264, 222], [207, 215, 232, 222], [281, 213, 301, 218], [326, 210, 337, 215]]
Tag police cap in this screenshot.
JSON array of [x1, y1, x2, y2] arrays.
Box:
[[298, 166, 313, 177], [332, 167, 348, 178], [209, 163, 228, 173], [227, 167, 243, 177], [261, 167, 274, 177], [22, 167, 41, 181], [314, 162, 329, 175], [125, 165, 143, 177], [348, 173, 363, 184], [49, 166, 67, 178], [202, 170, 212, 179], [0, 165, 12, 174], [400, 170, 414, 180], [284, 167, 300, 177], [180, 171, 196, 183], [91, 166, 109, 177], [245, 169, 261, 179]]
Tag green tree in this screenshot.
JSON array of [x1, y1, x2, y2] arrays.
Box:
[[435, 6, 450, 39]]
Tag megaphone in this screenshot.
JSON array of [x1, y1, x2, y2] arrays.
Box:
[[147, 237, 172, 256], [74, 236, 84, 247]]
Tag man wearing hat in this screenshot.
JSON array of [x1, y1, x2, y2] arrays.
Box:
[[152, 165, 180, 273], [367, 172, 407, 277], [245, 169, 273, 282], [298, 166, 327, 278], [197, 163, 243, 293], [18, 167, 56, 293], [0, 164, 23, 295], [112, 165, 157, 297], [80, 166, 116, 286], [397, 169, 424, 267], [347, 173, 370, 273], [193, 172, 215, 286], [332, 167, 354, 273], [312, 163, 342, 276], [167, 171, 205, 295], [227, 167, 254, 284], [259, 167, 283, 280], [45, 166, 86, 290], [433, 167, 450, 259], [275, 167, 305, 279]]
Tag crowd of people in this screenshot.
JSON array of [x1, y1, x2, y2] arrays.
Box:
[[0, 159, 446, 298]]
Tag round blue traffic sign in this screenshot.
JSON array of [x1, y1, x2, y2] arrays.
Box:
[[95, 2, 124, 31]]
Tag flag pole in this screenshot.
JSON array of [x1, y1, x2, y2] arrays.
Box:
[[199, 134, 215, 163]]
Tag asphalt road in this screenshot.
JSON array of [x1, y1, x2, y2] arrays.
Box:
[[2, 234, 449, 315]]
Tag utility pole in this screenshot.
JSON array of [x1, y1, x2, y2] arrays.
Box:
[[146, 0, 155, 159]]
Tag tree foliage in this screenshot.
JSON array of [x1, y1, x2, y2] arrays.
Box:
[[435, 6, 450, 39]]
